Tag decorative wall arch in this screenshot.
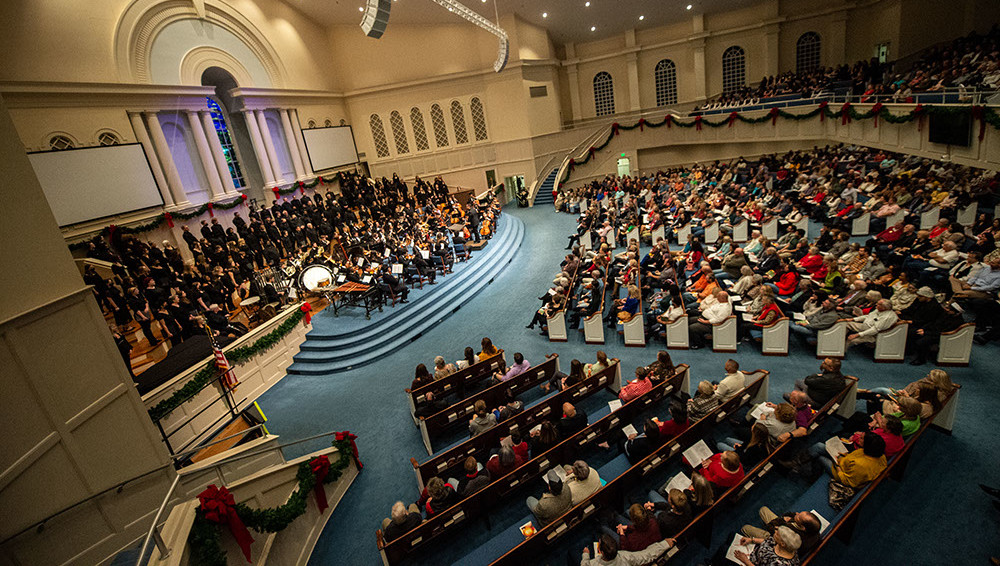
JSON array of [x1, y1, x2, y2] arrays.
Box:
[[95, 128, 125, 146], [180, 46, 254, 87], [114, 0, 286, 86], [43, 131, 79, 151]]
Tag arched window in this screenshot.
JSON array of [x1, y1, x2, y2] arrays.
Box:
[[410, 108, 429, 151], [49, 135, 75, 150], [389, 110, 409, 154], [97, 132, 121, 146], [593, 72, 615, 116], [654, 59, 678, 106], [206, 98, 245, 188], [470, 97, 488, 141], [450, 101, 469, 145], [722, 46, 746, 93], [324, 119, 333, 127], [307, 119, 316, 128], [369, 114, 389, 158], [430, 104, 449, 148], [796, 32, 821, 74]]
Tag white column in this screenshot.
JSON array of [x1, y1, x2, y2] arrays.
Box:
[[692, 39, 707, 100], [199, 111, 238, 196], [626, 52, 641, 112], [242, 110, 276, 187], [565, 43, 583, 121], [279, 109, 306, 181], [290, 109, 313, 176], [144, 112, 190, 207], [255, 109, 285, 184], [128, 112, 173, 207], [764, 24, 780, 77], [186, 110, 225, 200]]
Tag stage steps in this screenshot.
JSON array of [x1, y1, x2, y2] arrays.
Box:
[[286, 213, 525, 375]]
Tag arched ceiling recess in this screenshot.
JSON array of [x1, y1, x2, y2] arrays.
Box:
[[114, 0, 286, 87]]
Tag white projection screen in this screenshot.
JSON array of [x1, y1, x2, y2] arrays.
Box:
[[301, 125, 359, 172], [28, 144, 164, 226]]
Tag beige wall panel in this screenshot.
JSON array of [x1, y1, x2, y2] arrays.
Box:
[[0, 443, 92, 537], [845, 1, 901, 63], [0, 342, 51, 472]]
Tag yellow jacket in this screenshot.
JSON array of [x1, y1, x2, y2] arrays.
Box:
[[832, 449, 887, 488]]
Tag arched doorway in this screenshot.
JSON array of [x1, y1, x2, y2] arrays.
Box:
[[201, 67, 262, 197]]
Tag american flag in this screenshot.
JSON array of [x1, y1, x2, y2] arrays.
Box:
[[213, 345, 240, 390]]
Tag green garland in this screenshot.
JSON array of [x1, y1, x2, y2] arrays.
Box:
[[558, 103, 1000, 188], [148, 308, 306, 422], [187, 437, 354, 566]]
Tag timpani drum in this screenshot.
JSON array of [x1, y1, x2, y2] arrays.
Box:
[[299, 264, 335, 292]]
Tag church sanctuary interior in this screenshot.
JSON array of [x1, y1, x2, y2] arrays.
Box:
[[6, 0, 1000, 565]]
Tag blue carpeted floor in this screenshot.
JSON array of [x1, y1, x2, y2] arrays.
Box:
[[256, 204, 1000, 565]]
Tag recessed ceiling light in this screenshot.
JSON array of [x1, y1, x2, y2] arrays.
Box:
[[686, 4, 692, 9], [639, 15, 645, 20], [542, 12, 548, 17], [591, 26, 596, 31], [359, 6, 364, 11], [585, 1, 590, 6]]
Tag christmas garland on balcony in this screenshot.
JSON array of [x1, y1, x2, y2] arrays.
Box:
[[188, 434, 361, 566], [147, 307, 306, 422], [67, 176, 334, 251], [557, 103, 1000, 188]]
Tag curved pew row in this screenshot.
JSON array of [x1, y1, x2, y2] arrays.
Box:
[[416, 355, 561, 455], [377, 365, 691, 566], [406, 349, 506, 425], [480, 370, 773, 566]]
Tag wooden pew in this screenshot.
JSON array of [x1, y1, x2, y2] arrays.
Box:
[[644, 375, 860, 562], [486, 370, 770, 566], [406, 350, 506, 424], [417, 355, 560, 455], [409, 361, 624, 491], [583, 268, 609, 344], [622, 280, 645, 347], [548, 267, 579, 343], [377, 365, 689, 566], [799, 383, 960, 565]]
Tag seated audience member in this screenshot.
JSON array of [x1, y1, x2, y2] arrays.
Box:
[[411, 363, 433, 391], [544, 358, 582, 393], [732, 525, 803, 566], [468, 399, 497, 437], [456, 346, 477, 370], [656, 401, 690, 438], [717, 422, 772, 470], [848, 414, 905, 459], [565, 460, 602, 505], [951, 256, 1000, 299], [846, 299, 898, 347], [413, 390, 449, 418], [810, 432, 887, 488], [698, 450, 745, 494], [790, 358, 846, 407], [527, 469, 573, 527], [741, 508, 822, 556], [645, 350, 676, 383], [646, 488, 693, 538], [715, 359, 747, 401], [859, 368, 955, 412], [495, 352, 530, 382], [478, 337, 499, 361], [419, 477, 460, 517], [622, 419, 663, 464], [789, 299, 839, 344], [608, 503, 662, 552], [529, 420, 561, 455], [688, 381, 721, 421], [584, 350, 617, 377], [433, 356, 456, 379], [619, 366, 654, 403], [507, 431, 530, 461], [486, 446, 524, 478], [455, 456, 491, 497], [381, 501, 423, 542], [688, 290, 733, 349], [577, 534, 674, 566], [492, 391, 525, 421], [558, 402, 589, 437]]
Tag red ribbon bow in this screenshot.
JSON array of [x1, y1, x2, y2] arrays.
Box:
[[871, 102, 883, 127], [568, 158, 576, 171], [309, 455, 331, 513], [207, 202, 214, 217], [638, 118, 646, 132], [335, 431, 363, 470], [241, 193, 248, 206], [728, 112, 738, 128], [695, 116, 703, 131], [769, 107, 780, 126], [588, 146, 596, 160], [840, 102, 851, 125], [272, 187, 281, 201], [611, 122, 620, 136], [198, 485, 254, 562], [664, 115, 673, 128], [300, 302, 312, 325], [819, 100, 828, 122], [913, 104, 926, 131], [164, 212, 174, 228], [973, 105, 987, 141]]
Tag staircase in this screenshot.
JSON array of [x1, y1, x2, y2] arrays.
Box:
[[532, 169, 558, 207], [287, 213, 525, 375]]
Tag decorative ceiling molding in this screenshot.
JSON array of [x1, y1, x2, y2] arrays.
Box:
[[114, 0, 286, 87], [179, 45, 254, 88]]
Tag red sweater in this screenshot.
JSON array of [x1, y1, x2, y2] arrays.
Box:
[[798, 254, 824, 275], [699, 453, 745, 488], [619, 520, 663, 552], [775, 271, 799, 295], [657, 418, 690, 439]]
